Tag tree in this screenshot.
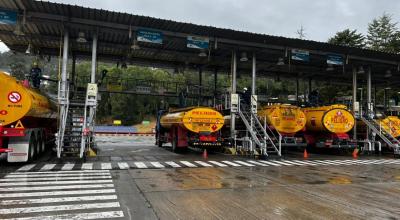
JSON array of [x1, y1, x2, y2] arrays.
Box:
[[328, 29, 365, 48], [367, 13, 400, 53]]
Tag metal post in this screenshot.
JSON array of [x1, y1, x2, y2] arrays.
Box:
[[251, 53, 256, 95], [230, 51, 237, 139], [61, 31, 69, 96], [367, 67, 372, 115], [91, 33, 97, 83], [352, 67, 357, 140], [71, 53, 76, 93]]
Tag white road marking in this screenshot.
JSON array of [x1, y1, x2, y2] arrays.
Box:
[[61, 163, 75, 170], [258, 160, 281, 166], [81, 163, 93, 170], [101, 163, 112, 170], [150, 162, 165, 168], [6, 173, 110, 178], [280, 160, 304, 166], [0, 176, 112, 182], [39, 164, 57, 171], [2, 211, 125, 220], [0, 189, 116, 198], [271, 160, 293, 166], [234, 161, 255, 166], [247, 160, 268, 166], [383, 159, 400, 164], [0, 202, 120, 214], [208, 161, 228, 167], [165, 161, 181, 168], [194, 161, 213, 167], [291, 160, 318, 166], [180, 161, 197, 167], [134, 162, 148, 168], [11, 170, 108, 175], [0, 195, 118, 205], [0, 179, 113, 186], [221, 161, 241, 167], [117, 162, 129, 169], [17, 164, 36, 171], [0, 184, 114, 192]]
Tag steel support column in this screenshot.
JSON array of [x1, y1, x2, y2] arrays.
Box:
[[251, 53, 256, 95], [61, 31, 69, 96], [367, 67, 372, 114], [352, 67, 357, 140], [230, 51, 237, 139], [91, 33, 97, 83]]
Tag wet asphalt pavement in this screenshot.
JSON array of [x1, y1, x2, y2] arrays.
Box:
[[0, 135, 399, 219]]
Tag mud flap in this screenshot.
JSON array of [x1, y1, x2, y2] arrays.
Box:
[[7, 131, 31, 162]]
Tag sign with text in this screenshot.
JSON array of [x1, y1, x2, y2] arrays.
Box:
[[187, 36, 209, 49], [291, 49, 309, 62], [0, 10, 17, 25], [137, 29, 163, 44], [327, 54, 343, 65]]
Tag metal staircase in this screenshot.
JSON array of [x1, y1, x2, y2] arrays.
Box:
[[237, 97, 281, 157], [361, 114, 400, 156]]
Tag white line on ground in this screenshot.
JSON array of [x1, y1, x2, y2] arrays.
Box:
[[134, 162, 148, 168], [11, 170, 108, 175], [61, 163, 75, 170], [290, 160, 318, 166], [258, 161, 281, 166], [180, 161, 197, 167], [117, 162, 129, 169], [221, 161, 241, 167], [0, 195, 118, 205], [271, 161, 293, 166], [81, 163, 93, 170], [247, 160, 268, 166], [164, 161, 181, 168], [17, 164, 36, 171], [0, 184, 114, 192], [234, 161, 255, 166], [40, 164, 57, 171], [5, 173, 111, 178], [150, 162, 165, 168], [207, 161, 228, 167], [1, 211, 125, 220], [280, 160, 303, 166], [194, 161, 213, 167], [0, 202, 120, 214], [0, 179, 113, 186], [0, 176, 112, 182], [101, 163, 112, 170], [0, 189, 116, 198]]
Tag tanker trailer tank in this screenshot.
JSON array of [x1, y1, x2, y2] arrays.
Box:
[[156, 107, 224, 152]]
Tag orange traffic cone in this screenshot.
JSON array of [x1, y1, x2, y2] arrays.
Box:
[[352, 148, 359, 159], [303, 149, 308, 159], [203, 149, 208, 159]]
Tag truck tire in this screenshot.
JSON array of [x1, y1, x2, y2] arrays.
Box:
[[28, 134, 36, 162], [172, 129, 178, 153]]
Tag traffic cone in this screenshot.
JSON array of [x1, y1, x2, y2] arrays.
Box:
[[303, 149, 308, 159], [203, 149, 208, 159], [352, 148, 359, 159]]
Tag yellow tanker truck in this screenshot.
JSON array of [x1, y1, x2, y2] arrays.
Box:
[[378, 116, 400, 138], [302, 104, 356, 148], [156, 107, 224, 152], [0, 71, 57, 162]]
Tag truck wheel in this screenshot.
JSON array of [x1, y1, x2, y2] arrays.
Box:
[[172, 130, 178, 153], [157, 139, 163, 148], [28, 134, 36, 162]]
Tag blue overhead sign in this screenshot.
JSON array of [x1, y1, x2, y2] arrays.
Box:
[[291, 49, 309, 62], [137, 29, 163, 44], [187, 36, 209, 49], [0, 10, 17, 25], [327, 54, 343, 65]]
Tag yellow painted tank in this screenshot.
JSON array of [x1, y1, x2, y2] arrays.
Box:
[[302, 104, 355, 133], [379, 116, 400, 138], [258, 104, 306, 135], [160, 107, 224, 133], [0, 71, 56, 127]]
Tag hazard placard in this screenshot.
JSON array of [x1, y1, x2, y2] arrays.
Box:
[[15, 120, 24, 129], [8, 91, 22, 103]]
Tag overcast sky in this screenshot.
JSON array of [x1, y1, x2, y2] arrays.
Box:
[[1, 0, 400, 52]]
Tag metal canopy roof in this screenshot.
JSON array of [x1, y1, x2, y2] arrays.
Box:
[[0, 0, 400, 86]]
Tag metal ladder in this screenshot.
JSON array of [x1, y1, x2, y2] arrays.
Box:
[[237, 98, 281, 157], [361, 115, 400, 156]]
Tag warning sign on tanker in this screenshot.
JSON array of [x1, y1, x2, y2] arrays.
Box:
[[8, 91, 21, 103]]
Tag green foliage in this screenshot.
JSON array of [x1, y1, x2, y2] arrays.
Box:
[[328, 29, 365, 48], [367, 13, 400, 53]]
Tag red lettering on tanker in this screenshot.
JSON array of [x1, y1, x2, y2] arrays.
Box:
[[192, 111, 216, 115], [331, 111, 348, 124], [8, 91, 22, 103], [0, 110, 7, 115]]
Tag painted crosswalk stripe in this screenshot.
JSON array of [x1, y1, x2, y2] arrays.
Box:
[[221, 161, 241, 167], [117, 162, 129, 169], [0, 211, 124, 220], [180, 161, 197, 167], [383, 160, 400, 164], [150, 162, 165, 168], [134, 162, 148, 169], [17, 164, 36, 171], [81, 163, 93, 170], [208, 161, 228, 167], [258, 160, 281, 166], [0, 176, 112, 182], [194, 161, 213, 167], [61, 163, 75, 170], [234, 161, 255, 166], [271, 160, 293, 166], [0, 179, 113, 186], [312, 160, 339, 165], [0, 189, 116, 198], [0, 202, 120, 214], [165, 161, 181, 168], [11, 170, 109, 174], [247, 160, 268, 166], [0, 184, 114, 192], [101, 163, 112, 170], [291, 160, 318, 166], [6, 173, 111, 178], [0, 195, 118, 205], [281, 160, 304, 166], [39, 164, 57, 171]]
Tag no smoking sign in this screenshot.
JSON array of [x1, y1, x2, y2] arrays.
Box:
[[8, 91, 22, 103]]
